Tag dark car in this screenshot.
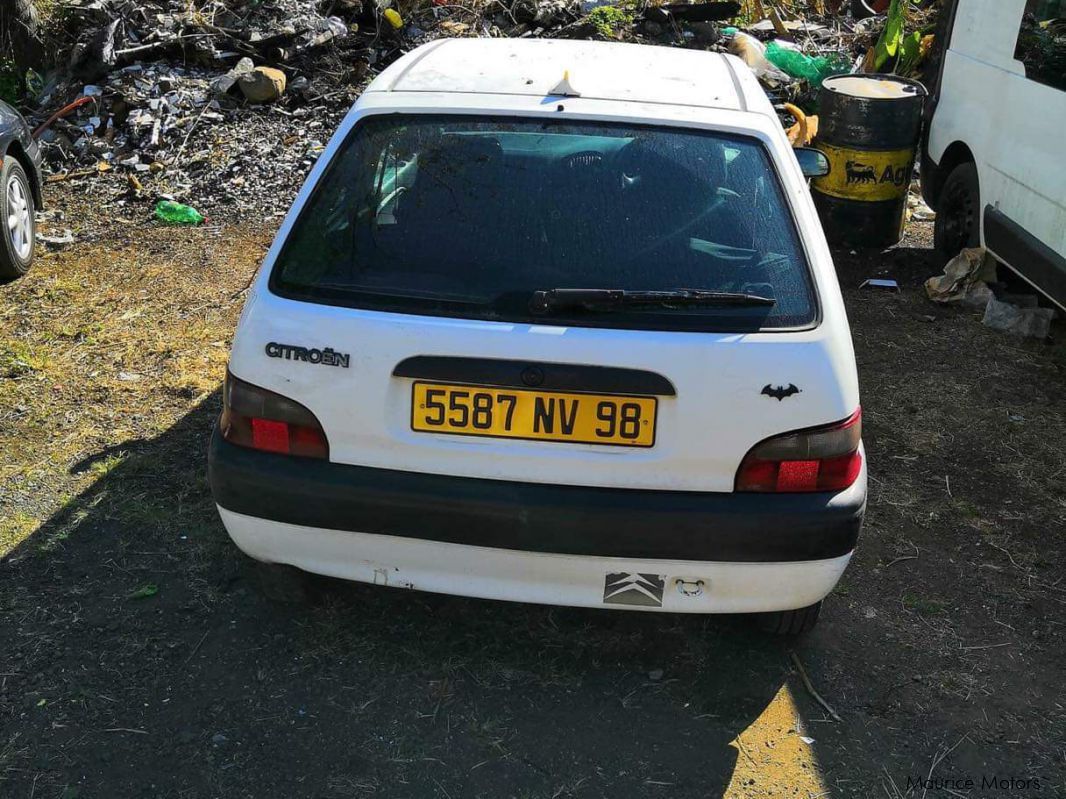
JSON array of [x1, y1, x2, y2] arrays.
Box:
[[0, 99, 43, 282]]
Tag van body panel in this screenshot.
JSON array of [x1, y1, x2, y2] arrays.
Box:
[[926, 0, 1066, 308]]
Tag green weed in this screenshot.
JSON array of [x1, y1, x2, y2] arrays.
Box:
[[588, 4, 633, 38]]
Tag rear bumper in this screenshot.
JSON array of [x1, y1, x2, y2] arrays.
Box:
[[209, 428, 865, 562], [219, 506, 853, 613]]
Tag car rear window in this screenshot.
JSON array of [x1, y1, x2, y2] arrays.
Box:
[[270, 115, 817, 332]]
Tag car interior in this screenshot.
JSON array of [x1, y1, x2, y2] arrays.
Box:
[[277, 121, 814, 321]]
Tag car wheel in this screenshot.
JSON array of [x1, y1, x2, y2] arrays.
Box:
[[0, 155, 35, 282], [758, 601, 821, 635], [254, 561, 319, 604], [934, 162, 980, 263]]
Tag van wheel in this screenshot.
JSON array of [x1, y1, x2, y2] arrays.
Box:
[[934, 162, 980, 262], [758, 601, 821, 635], [0, 156, 36, 281]]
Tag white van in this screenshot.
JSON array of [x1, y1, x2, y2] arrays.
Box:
[[208, 39, 866, 634], [922, 0, 1066, 309]]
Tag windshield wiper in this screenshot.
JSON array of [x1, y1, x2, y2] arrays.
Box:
[[529, 288, 776, 315]]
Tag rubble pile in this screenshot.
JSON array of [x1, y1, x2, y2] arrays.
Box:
[[28, 0, 390, 217], [17, 0, 940, 221], [37, 60, 351, 217]]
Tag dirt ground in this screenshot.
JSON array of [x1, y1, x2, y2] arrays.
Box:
[[1, 185, 1064, 798]]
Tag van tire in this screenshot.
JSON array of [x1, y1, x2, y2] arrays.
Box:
[[0, 156, 36, 282], [758, 601, 821, 635], [934, 162, 980, 262]]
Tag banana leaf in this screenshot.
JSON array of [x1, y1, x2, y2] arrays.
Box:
[[874, 0, 906, 70], [896, 30, 924, 75]]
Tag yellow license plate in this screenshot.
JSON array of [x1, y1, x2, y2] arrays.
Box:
[[411, 382, 657, 447]]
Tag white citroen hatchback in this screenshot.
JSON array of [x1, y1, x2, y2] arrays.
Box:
[[209, 38, 865, 633]]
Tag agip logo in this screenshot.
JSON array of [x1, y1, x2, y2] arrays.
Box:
[[844, 159, 910, 189], [844, 160, 879, 185], [814, 143, 914, 202]]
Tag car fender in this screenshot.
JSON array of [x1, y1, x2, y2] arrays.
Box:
[[0, 101, 44, 206]]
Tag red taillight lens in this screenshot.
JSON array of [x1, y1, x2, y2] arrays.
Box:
[[220, 371, 329, 459], [735, 409, 862, 493]]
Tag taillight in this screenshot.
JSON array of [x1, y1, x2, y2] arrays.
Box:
[[735, 409, 862, 493], [220, 371, 329, 459]]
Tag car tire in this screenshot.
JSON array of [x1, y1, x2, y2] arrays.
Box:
[[933, 162, 980, 263], [0, 155, 35, 282], [758, 601, 821, 635], [254, 562, 318, 604]]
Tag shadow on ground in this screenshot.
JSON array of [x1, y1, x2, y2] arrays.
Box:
[[5, 222, 1064, 798], [1, 391, 836, 798]]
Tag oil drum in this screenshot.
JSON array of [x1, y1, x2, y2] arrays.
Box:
[[811, 74, 927, 249]]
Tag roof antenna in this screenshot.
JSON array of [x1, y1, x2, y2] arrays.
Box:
[[549, 70, 581, 98]]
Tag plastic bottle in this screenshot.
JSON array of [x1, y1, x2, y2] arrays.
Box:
[[727, 31, 792, 85], [154, 200, 205, 225]]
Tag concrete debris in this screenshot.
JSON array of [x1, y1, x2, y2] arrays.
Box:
[[908, 192, 936, 222], [239, 66, 287, 103], [38, 229, 75, 248], [983, 297, 1057, 340], [210, 58, 254, 98]]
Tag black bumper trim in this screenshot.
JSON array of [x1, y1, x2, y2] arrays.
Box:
[[208, 429, 864, 563], [392, 356, 676, 396], [984, 206, 1066, 311]]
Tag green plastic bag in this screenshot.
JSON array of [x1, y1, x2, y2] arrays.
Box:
[[764, 42, 852, 86], [154, 200, 205, 225]]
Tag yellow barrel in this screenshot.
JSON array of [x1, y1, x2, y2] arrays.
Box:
[[812, 74, 927, 248]]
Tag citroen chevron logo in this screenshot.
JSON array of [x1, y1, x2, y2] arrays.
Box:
[[603, 573, 665, 607]]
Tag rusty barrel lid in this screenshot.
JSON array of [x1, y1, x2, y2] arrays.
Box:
[[822, 74, 927, 100], [817, 74, 928, 150]]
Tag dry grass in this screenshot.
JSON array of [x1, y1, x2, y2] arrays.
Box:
[[1, 195, 1065, 796], [0, 186, 272, 556]]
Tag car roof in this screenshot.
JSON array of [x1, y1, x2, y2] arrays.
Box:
[[367, 38, 763, 113]]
